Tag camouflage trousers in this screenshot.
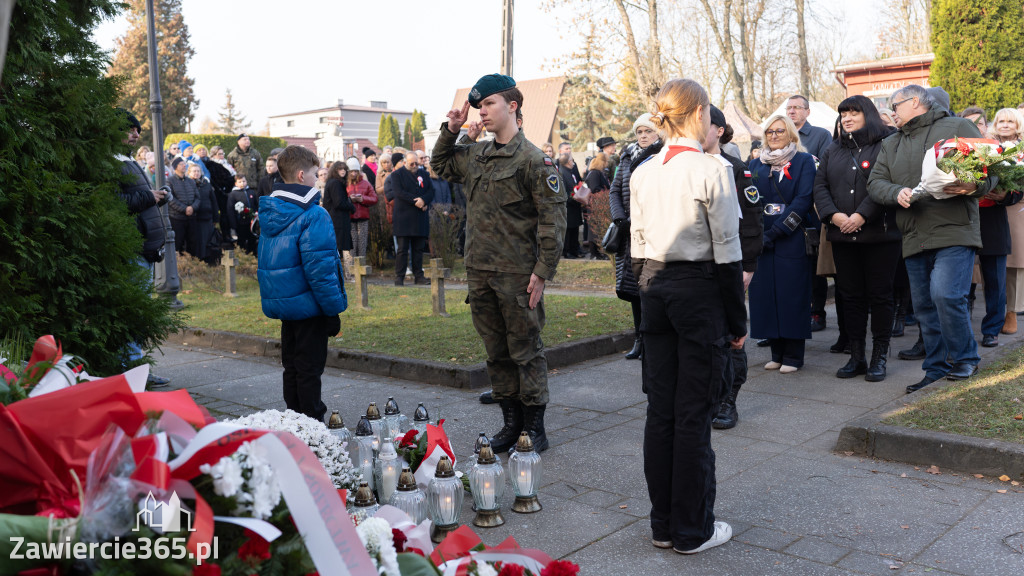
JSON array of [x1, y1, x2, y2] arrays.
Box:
[[466, 268, 549, 406]]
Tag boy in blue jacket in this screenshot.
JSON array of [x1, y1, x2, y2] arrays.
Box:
[[258, 145, 347, 422]]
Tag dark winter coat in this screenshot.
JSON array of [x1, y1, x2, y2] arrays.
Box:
[[193, 177, 219, 260], [748, 152, 818, 340], [226, 186, 258, 236], [118, 156, 165, 262], [979, 191, 1023, 256], [722, 151, 764, 272], [257, 184, 346, 321], [361, 164, 377, 189], [386, 166, 434, 237], [559, 164, 583, 229], [431, 178, 453, 206], [166, 173, 199, 221], [609, 141, 663, 300], [323, 178, 355, 251], [257, 171, 284, 198], [814, 124, 900, 244], [867, 106, 995, 258]]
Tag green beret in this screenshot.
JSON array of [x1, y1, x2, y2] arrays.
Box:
[[468, 74, 516, 109]]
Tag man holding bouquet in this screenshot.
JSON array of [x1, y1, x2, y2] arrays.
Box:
[[868, 84, 999, 394]]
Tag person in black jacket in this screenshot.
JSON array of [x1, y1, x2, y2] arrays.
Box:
[[583, 153, 611, 260], [704, 105, 763, 429], [609, 113, 662, 360], [813, 95, 899, 381], [202, 151, 236, 241], [974, 162, 1022, 347], [322, 161, 356, 265], [257, 157, 284, 198], [115, 108, 170, 387], [188, 162, 220, 264], [166, 157, 200, 256], [385, 151, 434, 285], [559, 152, 584, 258], [226, 173, 259, 256]]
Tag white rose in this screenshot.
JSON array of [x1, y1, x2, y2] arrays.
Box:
[[234, 201, 245, 213]]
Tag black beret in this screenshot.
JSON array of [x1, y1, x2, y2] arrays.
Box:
[[391, 152, 405, 167], [237, 133, 248, 141], [116, 108, 142, 132], [596, 136, 616, 149], [468, 73, 516, 109], [362, 147, 376, 157], [709, 105, 726, 128]]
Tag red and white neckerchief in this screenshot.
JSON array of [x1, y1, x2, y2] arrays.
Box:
[[663, 145, 700, 164]]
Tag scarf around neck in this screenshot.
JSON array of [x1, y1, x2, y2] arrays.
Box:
[[760, 142, 797, 174]]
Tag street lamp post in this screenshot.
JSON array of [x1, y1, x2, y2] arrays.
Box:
[[145, 0, 182, 309]]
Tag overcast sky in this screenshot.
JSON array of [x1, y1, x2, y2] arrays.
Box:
[[91, 0, 878, 132]]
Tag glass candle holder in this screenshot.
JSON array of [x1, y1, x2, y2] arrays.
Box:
[[383, 397, 402, 442], [350, 481, 379, 524], [427, 456, 463, 543], [508, 432, 542, 513], [374, 440, 402, 505], [327, 410, 352, 447], [353, 416, 376, 490], [412, 403, 430, 435], [365, 402, 383, 454], [469, 440, 505, 527], [390, 467, 427, 524]]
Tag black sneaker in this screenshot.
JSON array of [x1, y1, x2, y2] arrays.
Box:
[[981, 334, 999, 348]]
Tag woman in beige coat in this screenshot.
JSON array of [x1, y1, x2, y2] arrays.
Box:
[[995, 108, 1024, 334]]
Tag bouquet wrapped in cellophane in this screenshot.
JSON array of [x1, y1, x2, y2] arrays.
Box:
[[910, 138, 1024, 203]]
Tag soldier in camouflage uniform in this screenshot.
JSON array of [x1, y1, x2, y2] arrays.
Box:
[[227, 133, 264, 191], [431, 74, 567, 452]]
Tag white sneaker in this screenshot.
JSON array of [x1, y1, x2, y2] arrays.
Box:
[[779, 365, 799, 374], [675, 521, 732, 555], [764, 361, 782, 370], [651, 538, 673, 549]]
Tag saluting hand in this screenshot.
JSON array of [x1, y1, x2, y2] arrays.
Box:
[[466, 121, 483, 142], [446, 101, 470, 134]]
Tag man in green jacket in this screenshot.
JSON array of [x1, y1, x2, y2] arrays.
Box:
[[868, 84, 996, 394], [431, 74, 567, 452]]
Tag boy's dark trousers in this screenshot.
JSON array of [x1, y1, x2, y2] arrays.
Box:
[[281, 314, 340, 423]]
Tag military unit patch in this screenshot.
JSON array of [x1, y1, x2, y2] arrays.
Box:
[[547, 174, 560, 193], [744, 185, 760, 204]]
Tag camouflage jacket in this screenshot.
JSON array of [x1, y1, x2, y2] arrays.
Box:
[[227, 145, 264, 189], [431, 125, 567, 280]]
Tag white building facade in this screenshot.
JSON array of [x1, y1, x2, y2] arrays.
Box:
[[268, 100, 413, 150]]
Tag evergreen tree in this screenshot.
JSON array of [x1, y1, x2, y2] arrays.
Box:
[[560, 22, 617, 148], [388, 115, 402, 148], [216, 88, 250, 134], [107, 0, 199, 143], [402, 118, 413, 148], [930, 0, 1024, 112], [0, 0, 180, 374], [377, 114, 397, 148], [409, 109, 427, 143]]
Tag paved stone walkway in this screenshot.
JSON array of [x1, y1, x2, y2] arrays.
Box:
[[154, 303, 1024, 575]]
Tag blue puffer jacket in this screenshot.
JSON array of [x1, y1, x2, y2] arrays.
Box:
[[258, 183, 347, 320]]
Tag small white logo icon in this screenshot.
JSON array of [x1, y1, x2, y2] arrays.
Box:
[[135, 491, 195, 533]]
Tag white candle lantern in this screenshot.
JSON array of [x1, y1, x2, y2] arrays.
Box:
[[509, 432, 543, 513], [427, 456, 463, 543], [353, 416, 376, 490], [469, 439, 505, 527], [374, 439, 402, 505]]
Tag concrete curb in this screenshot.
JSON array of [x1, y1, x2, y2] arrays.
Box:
[[835, 390, 1024, 478], [164, 328, 634, 390]]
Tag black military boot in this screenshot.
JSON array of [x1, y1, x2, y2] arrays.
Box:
[[836, 340, 867, 378], [711, 388, 739, 430], [521, 403, 549, 452], [625, 337, 643, 360], [891, 302, 906, 338], [489, 399, 524, 453], [865, 342, 888, 382], [898, 333, 925, 360]]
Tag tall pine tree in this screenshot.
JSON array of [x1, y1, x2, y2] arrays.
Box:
[[216, 88, 250, 134], [930, 0, 1024, 112], [107, 0, 199, 143], [0, 0, 180, 374], [388, 115, 402, 148], [378, 114, 397, 148], [560, 22, 617, 148]]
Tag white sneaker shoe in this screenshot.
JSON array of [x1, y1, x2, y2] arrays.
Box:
[[779, 365, 799, 374], [651, 538, 673, 549], [675, 521, 732, 554], [764, 361, 782, 370]]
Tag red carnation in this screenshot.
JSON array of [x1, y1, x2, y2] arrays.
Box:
[[956, 139, 971, 155], [498, 563, 525, 576], [540, 560, 581, 576], [399, 429, 419, 448], [238, 530, 271, 563], [192, 563, 222, 576], [392, 528, 408, 553]]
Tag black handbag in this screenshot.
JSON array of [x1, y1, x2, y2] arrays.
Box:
[[602, 220, 627, 253]]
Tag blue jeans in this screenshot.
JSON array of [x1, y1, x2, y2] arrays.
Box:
[[979, 254, 1007, 337], [126, 259, 155, 363], [905, 246, 980, 380]]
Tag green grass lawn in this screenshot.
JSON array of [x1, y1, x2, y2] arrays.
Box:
[[178, 275, 631, 365], [372, 257, 616, 289], [884, 347, 1024, 445]]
